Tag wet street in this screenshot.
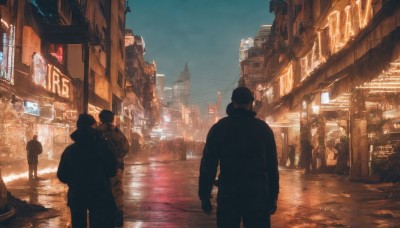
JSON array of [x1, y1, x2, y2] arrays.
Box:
[[3, 150, 400, 227]]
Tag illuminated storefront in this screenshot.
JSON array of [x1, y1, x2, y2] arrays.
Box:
[[12, 53, 78, 159], [0, 18, 15, 84], [261, 0, 400, 178]]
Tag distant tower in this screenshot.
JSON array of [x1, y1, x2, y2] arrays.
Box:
[[239, 38, 254, 62], [164, 87, 173, 106], [173, 62, 191, 106], [254, 25, 272, 48], [156, 73, 165, 103]]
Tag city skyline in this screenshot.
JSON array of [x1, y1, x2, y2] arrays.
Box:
[[126, 0, 274, 113]]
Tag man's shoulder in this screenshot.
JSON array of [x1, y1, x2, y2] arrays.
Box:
[[111, 127, 128, 142], [114, 126, 126, 136], [255, 119, 275, 137], [97, 123, 113, 131], [60, 144, 76, 158], [210, 117, 232, 130], [64, 143, 79, 152], [215, 116, 230, 125], [254, 117, 268, 126], [99, 124, 126, 136]]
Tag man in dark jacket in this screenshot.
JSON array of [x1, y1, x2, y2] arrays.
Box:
[[288, 144, 296, 168], [334, 136, 349, 175], [57, 114, 117, 228], [26, 135, 42, 180], [300, 139, 314, 175], [199, 87, 279, 228], [97, 110, 130, 227]]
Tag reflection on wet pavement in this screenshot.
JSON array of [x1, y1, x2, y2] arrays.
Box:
[[2, 151, 400, 227]]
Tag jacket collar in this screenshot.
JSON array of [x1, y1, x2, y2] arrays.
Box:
[[98, 123, 115, 132], [70, 127, 103, 145], [229, 108, 256, 118]]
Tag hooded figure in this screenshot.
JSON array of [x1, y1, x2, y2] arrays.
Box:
[[57, 114, 117, 228], [199, 87, 279, 228]]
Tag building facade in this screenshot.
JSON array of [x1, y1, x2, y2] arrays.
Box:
[[173, 62, 190, 106], [0, 0, 127, 160], [247, 0, 400, 179], [124, 29, 159, 136]]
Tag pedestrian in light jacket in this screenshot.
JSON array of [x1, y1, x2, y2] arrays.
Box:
[[57, 114, 117, 228]]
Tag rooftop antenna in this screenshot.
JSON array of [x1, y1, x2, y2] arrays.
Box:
[[125, 0, 132, 13]]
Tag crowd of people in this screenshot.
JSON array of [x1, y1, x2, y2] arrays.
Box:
[[22, 85, 363, 228], [30, 109, 207, 227], [25, 86, 354, 227], [24, 111, 350, 227], [153, 138, 205, 160], [285, 136, 350, 175]]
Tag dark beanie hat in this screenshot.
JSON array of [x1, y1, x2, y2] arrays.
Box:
[[77, 114, 96, 128], [231, 87, 254, 104]]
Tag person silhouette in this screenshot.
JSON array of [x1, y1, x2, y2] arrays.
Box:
[[57, 114, 117, 228], [199, 87, 279, 228], [26, 135, 42, 180]]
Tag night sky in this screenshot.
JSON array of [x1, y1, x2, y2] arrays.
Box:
[[126, 0, 274, 114]]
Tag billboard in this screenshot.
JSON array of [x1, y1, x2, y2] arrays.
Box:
[[32, 53, 71, 99], [23, 101, 40, 116]]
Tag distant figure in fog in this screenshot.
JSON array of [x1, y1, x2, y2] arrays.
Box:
[[57, 114, 117, 228], [199, 87, 279, 228], [178, 138, 187, 160], [130, 132, 141, 154], [300, 139, 314, 175], [288, 144, 296, 168], [26, 135, 42, 180], [97, 110, 129, 227], [334, 136, 349, 175]]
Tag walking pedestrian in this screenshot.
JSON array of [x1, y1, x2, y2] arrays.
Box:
[[198, 87, 279, 228], [97, 110, 130, 227], [288, 144, 296, 168], [57, 114, 117, 228], [300, 139, 314, 175], [334, 136, 349, 175], [26, 135, 42, 180], [130, 132, 141, 154]]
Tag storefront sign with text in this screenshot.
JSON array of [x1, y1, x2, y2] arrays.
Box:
[[300, 0, 372, 81], [33, 54, 71, 99]]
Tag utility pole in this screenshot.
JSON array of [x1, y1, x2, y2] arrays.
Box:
[[83, 42, 90, 114]]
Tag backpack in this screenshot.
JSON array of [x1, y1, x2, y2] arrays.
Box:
[[103, 128, 129, 158]]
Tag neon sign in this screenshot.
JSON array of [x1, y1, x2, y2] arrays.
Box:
[[47, 65, 70, 99], [279, 63, 294, 96], [33, 54, 47, 88], [266, 86, 274, 104], [33, 54, 70, 99], [0, 25, 15, 84], [328, 0, 372, 54], [300, 0, 372, 81], [300, 32, 326, 81]]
